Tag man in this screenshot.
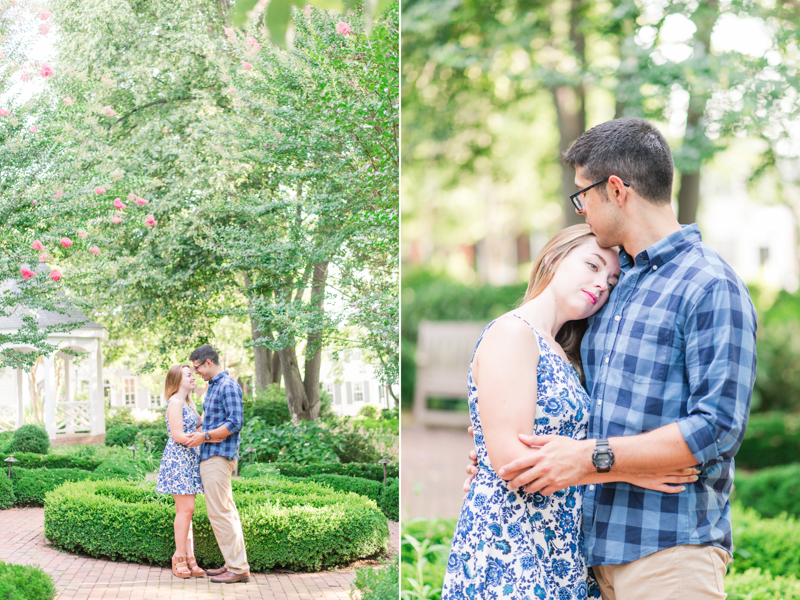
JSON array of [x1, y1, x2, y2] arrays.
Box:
[[467, 118, 757, 599], [186, 344, 250, 584]]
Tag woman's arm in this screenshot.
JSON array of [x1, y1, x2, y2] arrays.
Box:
[[475, 316, 545, 482], [167, 399, 192, 445], [577, 468, 698, 493]]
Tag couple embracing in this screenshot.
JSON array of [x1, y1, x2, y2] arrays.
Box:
[[154, 344, 250, 584], [443, 119, 757, 599]]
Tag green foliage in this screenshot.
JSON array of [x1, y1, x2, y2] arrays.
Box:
[[726, 568, 800, 599], [241, 461, 398, 481], [134, 427, 168, 457], [350, 556, 400, 600], [736, 412, 800, 469], [104, 424, 141, 448], [732, 504, 800, 579], [44, 478, 389, 571], [0, 471, 14, 510], [400, 518, 456, 600], [0, 431, 13, 454], [8, 467, 97, 507], [243, 385, 291, 426], [0, 452, 99, 471], [300, 474, 398, 521], [0, 560, 57, 600], [11, 425, 50, 455], [735, 463, 800, 519], [240, 418, 341, 465], [377, 478, 399, 522], [93, 456, 140, 480]]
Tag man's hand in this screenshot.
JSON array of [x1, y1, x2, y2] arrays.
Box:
[[463, 426, 479, 493], [499, 433, 594, 495], [185, 432, 205, 448]]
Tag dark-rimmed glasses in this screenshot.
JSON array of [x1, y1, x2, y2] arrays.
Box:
[[570, 177, 630, 211]]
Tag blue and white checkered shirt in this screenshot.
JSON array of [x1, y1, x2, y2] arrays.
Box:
[[581, 224, 757, 566], [200, 370, 244, 462]]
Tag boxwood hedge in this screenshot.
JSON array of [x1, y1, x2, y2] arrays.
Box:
[[733, 504, 800, 578], [734, 463, 800, 519], [44, 478, 389, 572], [9, 467, 98, 506], [245, 461, 398, 481], [0, 560, 56, 600], [289, 474, 399, 521], [11, 424, 49, 455], [736, 412, 800, 469], [0, 452, 100, 471], [726, 568, 800, 599], [0, 471, 14, 510]]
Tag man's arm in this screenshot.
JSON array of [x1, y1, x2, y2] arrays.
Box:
[[502, 278, 757, 494], [187, 381, 244, 447]]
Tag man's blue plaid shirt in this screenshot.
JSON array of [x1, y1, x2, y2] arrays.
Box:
[[200, 370, 243, 462], [581, 224, 757, 566]]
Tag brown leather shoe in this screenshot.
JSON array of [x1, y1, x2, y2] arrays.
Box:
[[210, 570, 250, 584], [205, 566, 228, 576]]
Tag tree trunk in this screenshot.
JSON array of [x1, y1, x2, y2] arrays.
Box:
[[271, 351, 282, 387], [302, 261, 329, 421], [29, 356, 42, 422], [278, 344, 313, 421], [553, 0, 587, 227], [250, 317, 273, 391], [677, 171, 700, 224]]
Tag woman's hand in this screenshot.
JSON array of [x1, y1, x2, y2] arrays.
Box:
[[623, 467, 699, 493]]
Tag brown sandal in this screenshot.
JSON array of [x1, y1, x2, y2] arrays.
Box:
[[172, 555, 191, 579], [186, 556, 205, 577]]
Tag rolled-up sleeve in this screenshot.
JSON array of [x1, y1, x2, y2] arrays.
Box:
[[677, 279, 757, 468], [221, 382, 243, 434]]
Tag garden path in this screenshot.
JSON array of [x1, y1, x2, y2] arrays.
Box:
[[0, 507, 399, 600]]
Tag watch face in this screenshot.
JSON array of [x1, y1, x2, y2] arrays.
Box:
[[595, 454, 612, 469]]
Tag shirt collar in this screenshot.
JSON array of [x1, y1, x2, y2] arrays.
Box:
[[209, 370, 228, 385], [619, 223, 701, 272]]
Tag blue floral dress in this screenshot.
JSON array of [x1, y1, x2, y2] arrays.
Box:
[[156, 397, 204, 495], [442, 314, 601, 600]]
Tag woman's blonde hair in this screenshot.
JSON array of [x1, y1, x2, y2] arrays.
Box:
[[164, 364, 199, 418], [520, 223, 595, 381]]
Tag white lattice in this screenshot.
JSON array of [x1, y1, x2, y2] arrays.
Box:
[[56, 401, 91, 434], [0, 406, 14, 432]]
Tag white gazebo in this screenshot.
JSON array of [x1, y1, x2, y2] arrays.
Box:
[[0, 294, 108, 443]]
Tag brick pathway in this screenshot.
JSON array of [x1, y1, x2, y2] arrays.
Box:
[[0, 508, 399, 600]]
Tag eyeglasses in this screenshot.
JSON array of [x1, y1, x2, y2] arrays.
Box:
[[192, 362, 204, 373], [569, 177, 630, 211]]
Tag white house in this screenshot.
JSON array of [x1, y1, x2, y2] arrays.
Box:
[[319, 348, 397, 417]]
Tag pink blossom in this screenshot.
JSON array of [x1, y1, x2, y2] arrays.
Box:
[[89, 245, 100, 255], [223, 26, 234, 37], [20, 268, 36, 281], [101, 106, 116, 117], [0, 51, 5, 60], [335, 22, 353, 35], [136, 197, 147, 205], [111, 216, 122, 224], [145, 214, 157, 227], [242, 61, 252, 71], [127, 192, 137, 202], [50, 270, 62, 282], [39, 9, 52, 20], [20, 72, 30, 82], [53, 189, 64, 198], [304, 5, 312, 19], [246, 35, 261, 51], [32, 240, 44, 251], [39, 22, 51, 35], [39, 253, 51, 262], [78, 230, 88, 239], [29, 125, 38, 133], [0, 108, 9, 117], [113, 198, 126, 210], [39, 63, 54, 77], [100, 76, 115, 87], [63, 96, 74, 106], [60, 237, 73, 248], [94, 186, 106, 195]]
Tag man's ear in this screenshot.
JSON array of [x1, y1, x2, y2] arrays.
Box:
[[607, 176, 628, 208]]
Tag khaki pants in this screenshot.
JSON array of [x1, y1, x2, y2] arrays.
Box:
[[593, 545, 729, 600], [199, 456, 249, 574]]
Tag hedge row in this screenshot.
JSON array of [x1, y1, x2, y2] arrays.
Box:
[[9, 468, 98, 506], [734, 463, 800, 519], [44, 478, 389, 572], [726, 569, 800, 599], [254, 461, 398, 481], [297, 474, 399, 521], [732, 504, 800, 578], [0, 560, 56, 600], [736, 412, 800, 470], [0, 452, 100, 472]]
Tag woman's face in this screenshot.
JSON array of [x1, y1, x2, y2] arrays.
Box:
[[179, 366, 196, 392], [549, 236, 620, 321]]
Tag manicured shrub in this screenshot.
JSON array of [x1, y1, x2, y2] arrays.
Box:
[[726, 568, 800, 599], [331, 427, 382, 464], [44, 478, 389, 572], [9, 467, 97, 506], [244, 461, 398, 481], [734, 463, 800, 519], [0, 431, 13, 454], [11, 424, 49, 455], [736, 412, 800, 469], [104, 424, 140, 448], [93, 456, 140, 480], [243, 385, 291, 426], [305, 473, 383, 502], [0, 471, 14, 510], [0, 560, 57, 600], [0, 452, 100, 472], [378, 478, 399, 522], [732, 504, 800, 578], [351, 556, 399, 600], [134, 427, 168, 457]]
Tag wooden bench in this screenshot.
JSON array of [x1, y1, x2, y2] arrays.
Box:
[[413, 320, 486, 427]]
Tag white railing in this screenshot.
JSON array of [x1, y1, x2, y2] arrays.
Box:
[[55, 401, 91, 434], [0, 406, 14, 432]]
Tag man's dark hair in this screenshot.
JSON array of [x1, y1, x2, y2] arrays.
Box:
[[190, 344, 220, 366], [563, 117, 674, 205]]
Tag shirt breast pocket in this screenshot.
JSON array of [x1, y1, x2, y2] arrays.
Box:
[[621, 324, 674, 383]]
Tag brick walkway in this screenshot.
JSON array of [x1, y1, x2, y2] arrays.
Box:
[[0, 508, 399, 600]]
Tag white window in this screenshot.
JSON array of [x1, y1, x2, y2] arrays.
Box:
[[103, 379, 112, 406], [322, 382, 334, 397], [150, 391, 162, 409], [123, 378, 136, 406], [353, 381, 364, 403]]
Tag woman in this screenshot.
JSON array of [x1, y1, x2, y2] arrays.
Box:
[[156, 364, 206, 578], [442, 225, 697, 600]]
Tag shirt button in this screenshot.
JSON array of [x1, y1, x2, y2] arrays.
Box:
[[589, 485, 595, 490], [597, 400, 602, 406], [614, 315, 621, 321], [605, 357, 609, 364], [652, 265, 658, 270]]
